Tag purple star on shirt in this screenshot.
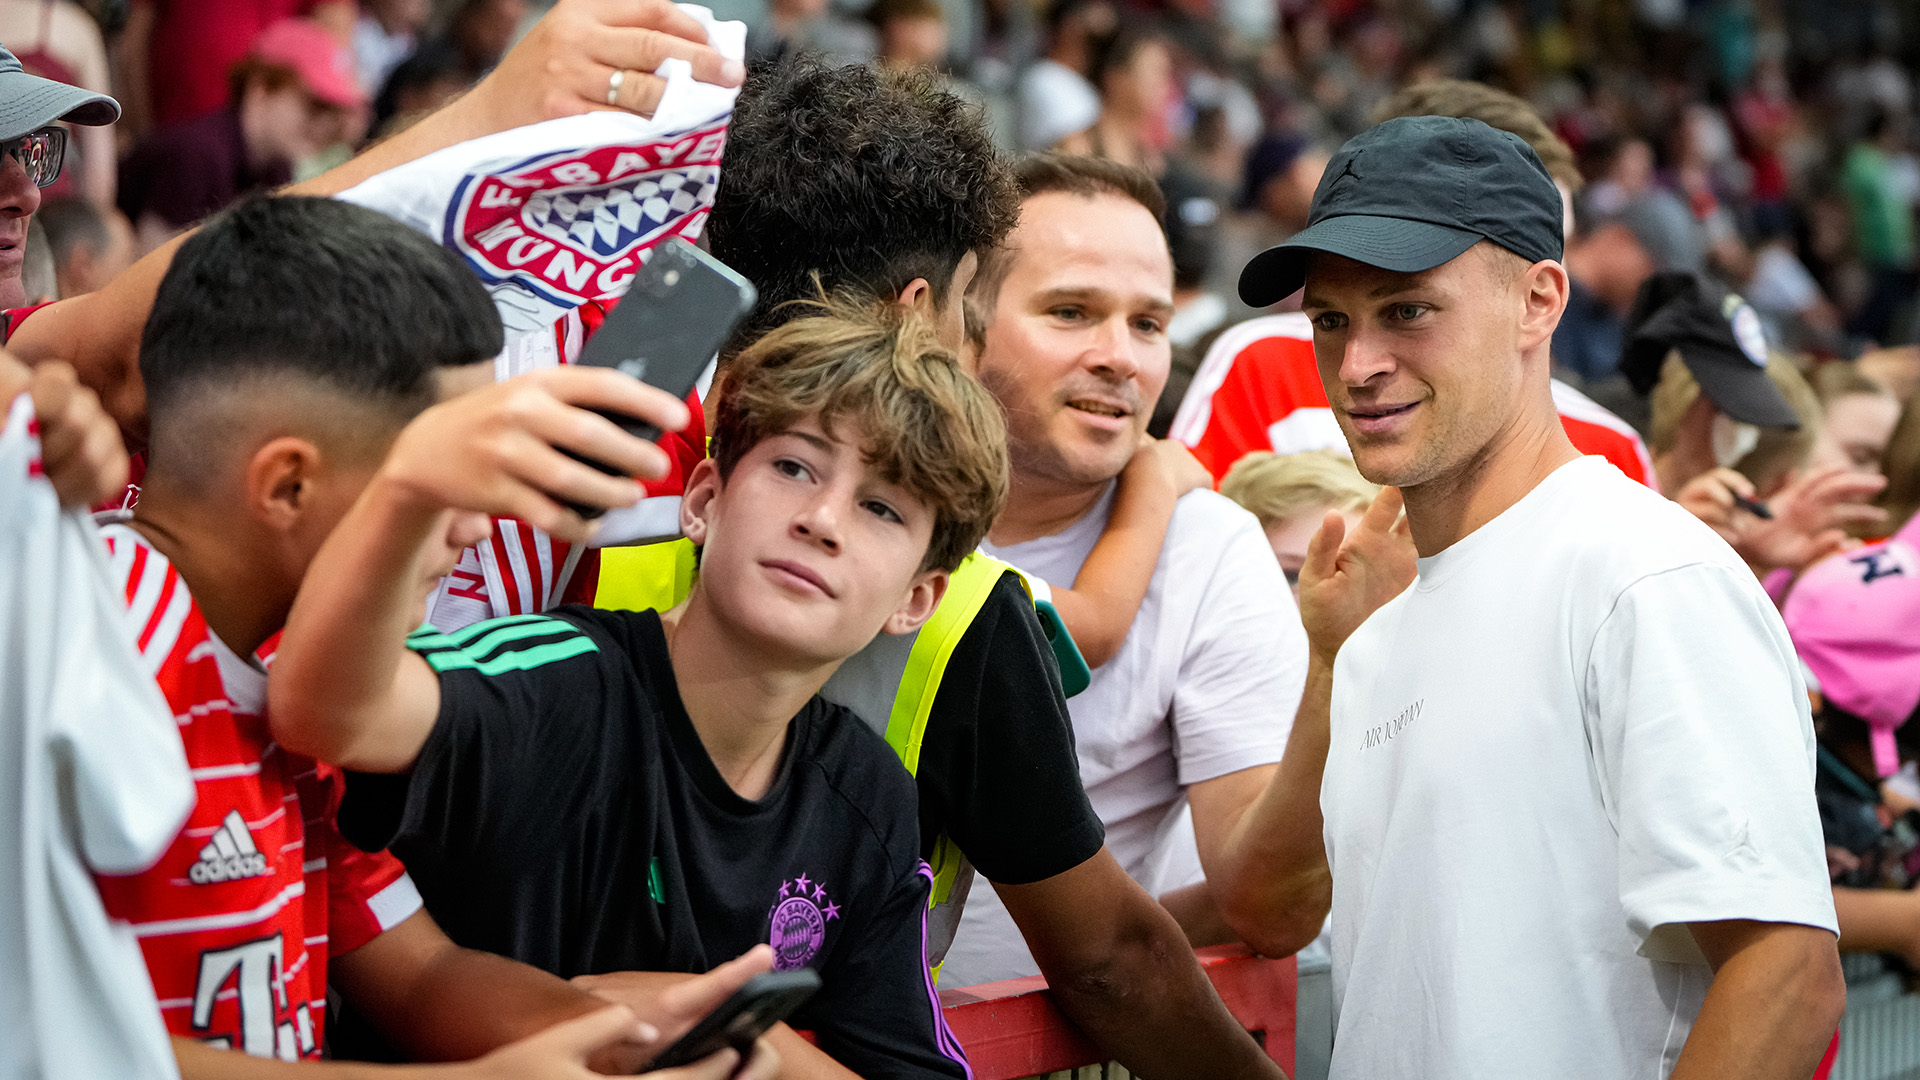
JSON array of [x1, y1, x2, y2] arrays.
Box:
[[823, 901, 841, 921]]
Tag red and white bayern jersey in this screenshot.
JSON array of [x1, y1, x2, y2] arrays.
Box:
[[1168, 313, 1658, 489], [91, 522, 423, 1060]]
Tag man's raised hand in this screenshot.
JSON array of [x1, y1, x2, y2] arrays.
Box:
[[474, 0, 747, 129], [1297, 486, 1415, 667]]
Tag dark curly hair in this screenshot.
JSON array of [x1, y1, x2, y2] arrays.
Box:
[[709, 56, 1019, 359]]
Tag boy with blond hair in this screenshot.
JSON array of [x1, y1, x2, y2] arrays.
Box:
[[270, 297, 1001, 1080]]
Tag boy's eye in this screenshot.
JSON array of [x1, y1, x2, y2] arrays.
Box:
[[862, 499, 904, 524], [774, 458, 813, 481]]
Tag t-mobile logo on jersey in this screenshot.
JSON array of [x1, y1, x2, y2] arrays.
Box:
[[1360, 699, 1424, 751], [768, 873, 841, 972]]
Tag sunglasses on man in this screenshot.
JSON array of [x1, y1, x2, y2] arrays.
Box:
[[1, 126, 65, 188]]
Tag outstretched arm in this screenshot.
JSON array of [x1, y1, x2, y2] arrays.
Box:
[[1003, 849, 1287, 1080], [268, 368, 686, 772], [11, 0, 743, 448], [1199, 488, 1416, 957]]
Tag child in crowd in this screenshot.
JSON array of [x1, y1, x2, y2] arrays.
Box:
[[1785, 512, 1920, 967], [269, 296, 1006, 1079], [1219, 449, 1379, 596], [94, 194, 772, 1078], [1809, 361, 1901, 477]]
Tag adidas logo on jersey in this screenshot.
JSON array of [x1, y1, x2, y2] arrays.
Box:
[[188, 810, 271, 884]]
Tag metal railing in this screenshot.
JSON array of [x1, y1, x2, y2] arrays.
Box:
[[938, 945, 1297, 1080]]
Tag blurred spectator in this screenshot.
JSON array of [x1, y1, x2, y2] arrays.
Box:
[[1015, 0, 1111, 151], [1059, 28, 1175, 176], [19, 220, 52, 302], [0, 42, 115, 310], [1783, 514, 1920, 968], [1843, 107, 1918, 345], [1150, 161, 1228, 436], [353, 0, 431, 97], [0, 0, 113, 208], [1879, 393, 1920, 537], [117, 19, 365, 253], [1860, 345, 1920, 404], [1648, 349, 1820, 498], [115, 0, 355, 138], [371, 38, 469, 136], [35, 196, 130, 298], [439, 0, 531, 81], [1238, 131, 1326, 241], [1555, 210, 1654, 384], [872, 0, 947, 71], [746, 0, 874, 67], [1808, 361, 1901, 476], [1582, 136, 1710, 275], [1218, 448, 1378, 596]]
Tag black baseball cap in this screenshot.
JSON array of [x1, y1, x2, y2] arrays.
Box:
[[1239, 115, 1564, 307], [0, 43, 118, 142], [1619, 271, 1799, 429]]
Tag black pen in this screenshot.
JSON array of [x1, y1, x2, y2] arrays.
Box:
[[1731, 492, 1773, 519]]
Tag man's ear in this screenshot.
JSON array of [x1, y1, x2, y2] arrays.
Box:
[[1518, 259, 1571, 351], [246, 436, 325, 533], [881, 568, 949, 636], [896, 277, 935, 312], [680, 457, 722, 546]]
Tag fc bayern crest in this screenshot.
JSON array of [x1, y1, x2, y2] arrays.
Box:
[[768, 873, 841, 972], [444, 118, 729, 324]]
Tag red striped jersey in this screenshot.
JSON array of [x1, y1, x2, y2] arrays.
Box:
[[91, 521, 422, 1060], [1168, 313, 1659, 490]]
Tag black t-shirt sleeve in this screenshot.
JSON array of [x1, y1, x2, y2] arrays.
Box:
[[913, 574, 1105, 885], [805, 863, 970, 1080], [338, 612, 626, 858]]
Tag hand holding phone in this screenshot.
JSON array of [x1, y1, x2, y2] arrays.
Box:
[[640, 969, 820, 1074], [565, 237, 757, 518]]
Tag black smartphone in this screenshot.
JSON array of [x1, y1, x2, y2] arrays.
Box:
[[565, 237, 756, 517], [640, 969, 821, 1074]]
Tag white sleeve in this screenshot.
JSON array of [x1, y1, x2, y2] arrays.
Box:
[[56, 513, 194, 874], [1585, 562, 1838, 962], [1168, 507, 1307, 785]]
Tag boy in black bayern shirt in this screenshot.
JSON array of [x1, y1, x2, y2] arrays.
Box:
[[270, 296, 1004, 1080]]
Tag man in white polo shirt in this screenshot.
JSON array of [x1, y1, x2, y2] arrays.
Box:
[[1235, 114, 1843, 1078], [940, 153, 1321, 985]]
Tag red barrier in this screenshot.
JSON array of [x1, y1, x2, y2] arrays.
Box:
[[939, 946, 1297, 1079]]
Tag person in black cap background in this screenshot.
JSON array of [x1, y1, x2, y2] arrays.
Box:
[[1229, 113, 1844, 1079], [1622, 270, 1889, 582], [0, 39, 115, 309]]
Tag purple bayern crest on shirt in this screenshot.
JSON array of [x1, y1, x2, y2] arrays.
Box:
[[768, 875, 841, 971]]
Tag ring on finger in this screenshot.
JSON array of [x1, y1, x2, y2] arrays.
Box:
[[606, 69, 626, 106]]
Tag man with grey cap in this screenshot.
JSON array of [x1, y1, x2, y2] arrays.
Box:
[[0, 41, 116, 308], [1233, 115, 1844, 1078]]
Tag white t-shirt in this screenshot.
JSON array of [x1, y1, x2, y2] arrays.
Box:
[[941, 485, 1307, 984], [1324, 456, 1837, 1080], [0, 394, 192, 1079]]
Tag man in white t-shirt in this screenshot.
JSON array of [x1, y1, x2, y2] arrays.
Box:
[[1232, 114, 1843, 1079], [941, 153, 1318, 985]]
